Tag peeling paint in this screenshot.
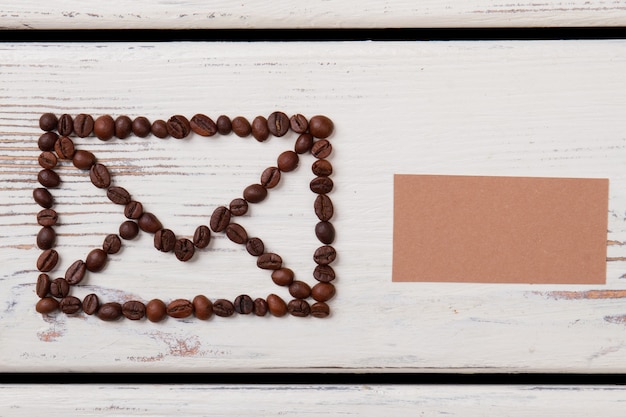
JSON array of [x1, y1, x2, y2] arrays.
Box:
[[541, 290, 626, 300]]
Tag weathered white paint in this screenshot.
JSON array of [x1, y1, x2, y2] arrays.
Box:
[[2, 41, 626, 372]]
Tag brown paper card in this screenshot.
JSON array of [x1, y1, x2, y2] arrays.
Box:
[[392, 174, 609, 284]]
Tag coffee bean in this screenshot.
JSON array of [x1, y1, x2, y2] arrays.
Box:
[[115, 115, 133, 139], [33, 188, 54, 208], [89, 163, 111, 188], [288, 299, 310, 317], [234, 294, 254, 314], [50, 277, 69, 298], [246, 237, 265, 256], [311, 139, 332, 159], [151, 119, 169, 138], [107, 186, 131, 205], [94, 115, 115, 140], [226, 223, 248, 244], [103, 234, 122, 254], [138, 212, 162, 233], [125, 201, 143, 219], [72, 149, 96, 170], [82, 293, 99, 315], [38, 169, 61, 188], [57, 113, 73, 136], [73, 113, 94, 137], [251, 116, 270, 142], [310, 177, 333, 194], [54, 135, 75, 159], [132, 116, 152, 137], [289, 281, 311, 299], [36, 273, 51, 298], [193, 225, 211, 248], [37, 249, 58, 272], [122, 300, 146, 320], [86, 248, 107, 272], [311, 302, 330, 318], [190, 113, 218, 136], [213, 299, 235, 317], [210, 206, 231, 232], [311, 282, 335, 302], [166, 115, 191, 139], [309, 115, 334, 138], [315, 221, 335, 244], [37, 209, 58, 227], [313, 245, 336, 265], [257, 253, 282, 270], [119, 220, 139, 240], [65, 259, 86, 285], [277, 151, 299, 172], [314, 194, 333, 221], [38, 151, 57, 169], [231, 116, 251, 137], [39, 113, 58, 132], [289, 114, 308, 133], [312, 159, 333, 176], [97, 302, 123, 321], [229, 198, 248, 216], [36, 297, 59, 314], [267, 111, 290, 137], [266, 294, 287, 317], [271, 268, 294, 286], [260, 166, 281, 188], [36, 226, 56, 249], [60, 296, 82, 314], [167, 299, 194, 318], [254, 298, 268, 316], [313, 264, 336, 282], [38, 132, 58, 151], [243, 184, 268, 204], [146, 299, 167, 322], [193, 295, 213, 320], [216, 115, 232, 135], [174, 238, 195, 261]]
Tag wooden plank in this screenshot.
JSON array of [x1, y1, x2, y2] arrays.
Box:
[[2, 41, 626, 372]]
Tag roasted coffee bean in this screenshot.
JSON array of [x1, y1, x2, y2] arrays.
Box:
[[39, 113, 58, 132], [54, 135, 75, 159], [311, 282, 336, 302], [36, 273, 51, 298], [193, 225, 211, 248], [33, 188, 54, 209], [138, 212, 162, 233], [257, 253, 282, 270], [313, 245, 336, 265], [289, 114, 308, 133], [216, 115, 232, 135], [308, 115, 334, 138], [312, 159, 333, 176], [97, 302, 123, 321], [86, 248, 107, 272], [107, 186, 131, 205], [89, 163, 111, 188], [82, 293, 99, 315], [289, 281, 311, 299], [229, 198, 248, 216], [124, 201, 143, 219], [246, 237, 265, 256], [231, 116, 251, 137], [36, 227, 56, 249], [146, 299, 167, 322], [210, 206, 231, 232], [166, 115, 191, 139], [226, 223, 248, 244], [311, 302, 330, 318], [37, 208, 58, 226], [38, 169, 61, 188], [174, 238, 195, 261], [313, 264, 336, 282], [271, 268, 294, 286], [254, 297, 268, 316], [266, 294, 287, 317], [251, 116, 270, 142], [311, 139, 332, 159], [65, 259, 86, 285], [103, 234, 122, 254], [37, 249, 58, 272], [243, 184, 268, 204], [288, 299, 310, 317], [49, 277, 69, 298], [167, 299, 194, 318], [119, 220, 139, 240], [260, 166, 281, 189], [314, 194, 333, 221], [60, 296, 82, 314], [310, 176, 333, 194], [73, 113, 94, 137], [38, 151, 57, 169], [36, 297, 59, 314], [151, 119, 169, 138], [277, 151, 299, 172], [57, 113, 73, 136], [38, 132, 58, 151], [193, 295, 213, 320], [190, 113, 217, 136], [132, 116, 152, 137], [94, 115, 115, 140], [213, 299, 235, 317], [122, 300, 146, 320], [115, 115, 133, 139], [234, 294, 254, 314], [315, 221, 335, 244], [72, 149, 96, 170], [267, 111, 290, 137]]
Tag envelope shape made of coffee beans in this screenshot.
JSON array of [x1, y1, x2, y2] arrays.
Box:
[[33, 112, 337, 322]]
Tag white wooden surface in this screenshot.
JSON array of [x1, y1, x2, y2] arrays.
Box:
[[3, 41, 626, 373], [3, 0, 626, 29]]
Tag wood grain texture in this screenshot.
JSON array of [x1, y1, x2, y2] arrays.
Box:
[[2, 41, 626, 372], [3, 0, 626, 29]]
